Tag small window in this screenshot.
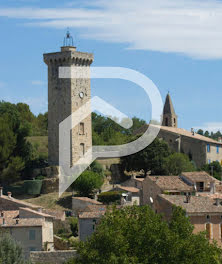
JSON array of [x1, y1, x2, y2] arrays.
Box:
[[206, 223, 211, 239], [79, 122, 84, 135], [207, 144, 211, 153], [206, 215, 210, 220], [80, 143, 85, 157], [29, 230, 36, 241], [217, 145, 220, 154], [208, 159, 211, 164]]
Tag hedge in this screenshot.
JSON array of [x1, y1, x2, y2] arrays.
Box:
[[98, 191, 123, 204], [3, 185, 25, 196], [23, 180, 42, 195]]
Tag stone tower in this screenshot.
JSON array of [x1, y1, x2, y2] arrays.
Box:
[[44, 32, 94, 166], [162, 93, 177, 127]]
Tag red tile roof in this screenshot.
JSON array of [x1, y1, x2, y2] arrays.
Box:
[[181, 171, 215, 183], [148, 176, 193, 192], [159, 194, 222, 214], [117, 186, 140, 193]]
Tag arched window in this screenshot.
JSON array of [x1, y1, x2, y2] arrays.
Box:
[[165, 117, 168, 126]]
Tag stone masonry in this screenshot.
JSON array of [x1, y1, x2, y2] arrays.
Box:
[[44, 45, 94, 166]]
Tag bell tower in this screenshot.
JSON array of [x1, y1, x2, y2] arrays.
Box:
[[162, 93, 178, 128], [44, 31, 94, 166]]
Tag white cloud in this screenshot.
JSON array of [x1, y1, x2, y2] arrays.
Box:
[[1, 0, 222, 58], [194, 122, 222, 132], [0, 82, 6, 88], [2, 96, 47, 115], [31, 80, 45, 85]]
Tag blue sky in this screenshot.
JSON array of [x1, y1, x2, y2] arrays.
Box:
[[0, 0, 222, 132]]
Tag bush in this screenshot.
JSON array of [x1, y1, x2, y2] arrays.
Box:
[[0, 231, 29, 264], [71, 171, 104, 197], [68, 217, 78, 237], [97, 191, 122, 204], [23, 180, 42, 195]]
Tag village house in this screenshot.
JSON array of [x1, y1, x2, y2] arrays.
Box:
[[142, 175, 194, 207], [0, 187, 55, 258], [0, 207, 54, 258], [78, 205, 106, 241], [112, 185, 141, 205], [72, 196, 103, 217], [135, 93, 222, 168], [157, 194, 222, 247]]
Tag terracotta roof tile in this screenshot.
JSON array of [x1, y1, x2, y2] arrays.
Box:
[[0, 218, 43, 227], [181, 171, 215, 183], [148, 176, 193, 192], [159, 194, 222, 214], [135, 125, 222, 145], [118, 186, 140, 193], [19, 207, 54, 218]]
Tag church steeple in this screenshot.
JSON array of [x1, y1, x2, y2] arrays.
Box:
[[162, 93, 177, 127]]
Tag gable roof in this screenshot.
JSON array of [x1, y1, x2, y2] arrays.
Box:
[[134, 125, 222, 145], [159, 194, 222, 214], [181, 171, 216, 183], [148, 176, 193, 192], [117, 186, 140, 193], [0, 195, 42, 210]]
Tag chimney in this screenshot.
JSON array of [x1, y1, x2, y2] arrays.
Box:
[[7, 192, 12, 198], [0, 187, 3, 197], [191, 128, 195, 136], [215, 198, 220, 206], [185, 193, 191, 203], [210, 181, 216, 194]]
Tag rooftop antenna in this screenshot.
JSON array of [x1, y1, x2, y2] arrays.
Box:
[[63, 28, 74, 47]]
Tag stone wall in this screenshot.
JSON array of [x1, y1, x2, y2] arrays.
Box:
[[41, 178, 59, 194], [30, 250, 77, 264]]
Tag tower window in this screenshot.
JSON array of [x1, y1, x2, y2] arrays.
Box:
[[79, 123, 84, 135], [80, 143, 85, 157], [165, 118, 168, 126]]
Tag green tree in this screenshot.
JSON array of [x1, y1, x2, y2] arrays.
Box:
[[0, 231, 28, 264], [163, 152, 196, 175], [121, 138, 171, 176], [202, 161, 222, 180], [0, 101, 33, 184], [71, 171, 104, 197], [197, 129, 204, 136], [67, 206, 222, 264]]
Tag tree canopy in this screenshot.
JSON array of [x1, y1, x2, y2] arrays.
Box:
[[71, 170, 104, 197], [67, 205, 222, 264], [163, 152, 196, 175], [121, 138, 171, 176], [0, 231, 30, 264]]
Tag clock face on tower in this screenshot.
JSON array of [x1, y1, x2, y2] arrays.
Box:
[[79, 92, 84, 99]]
